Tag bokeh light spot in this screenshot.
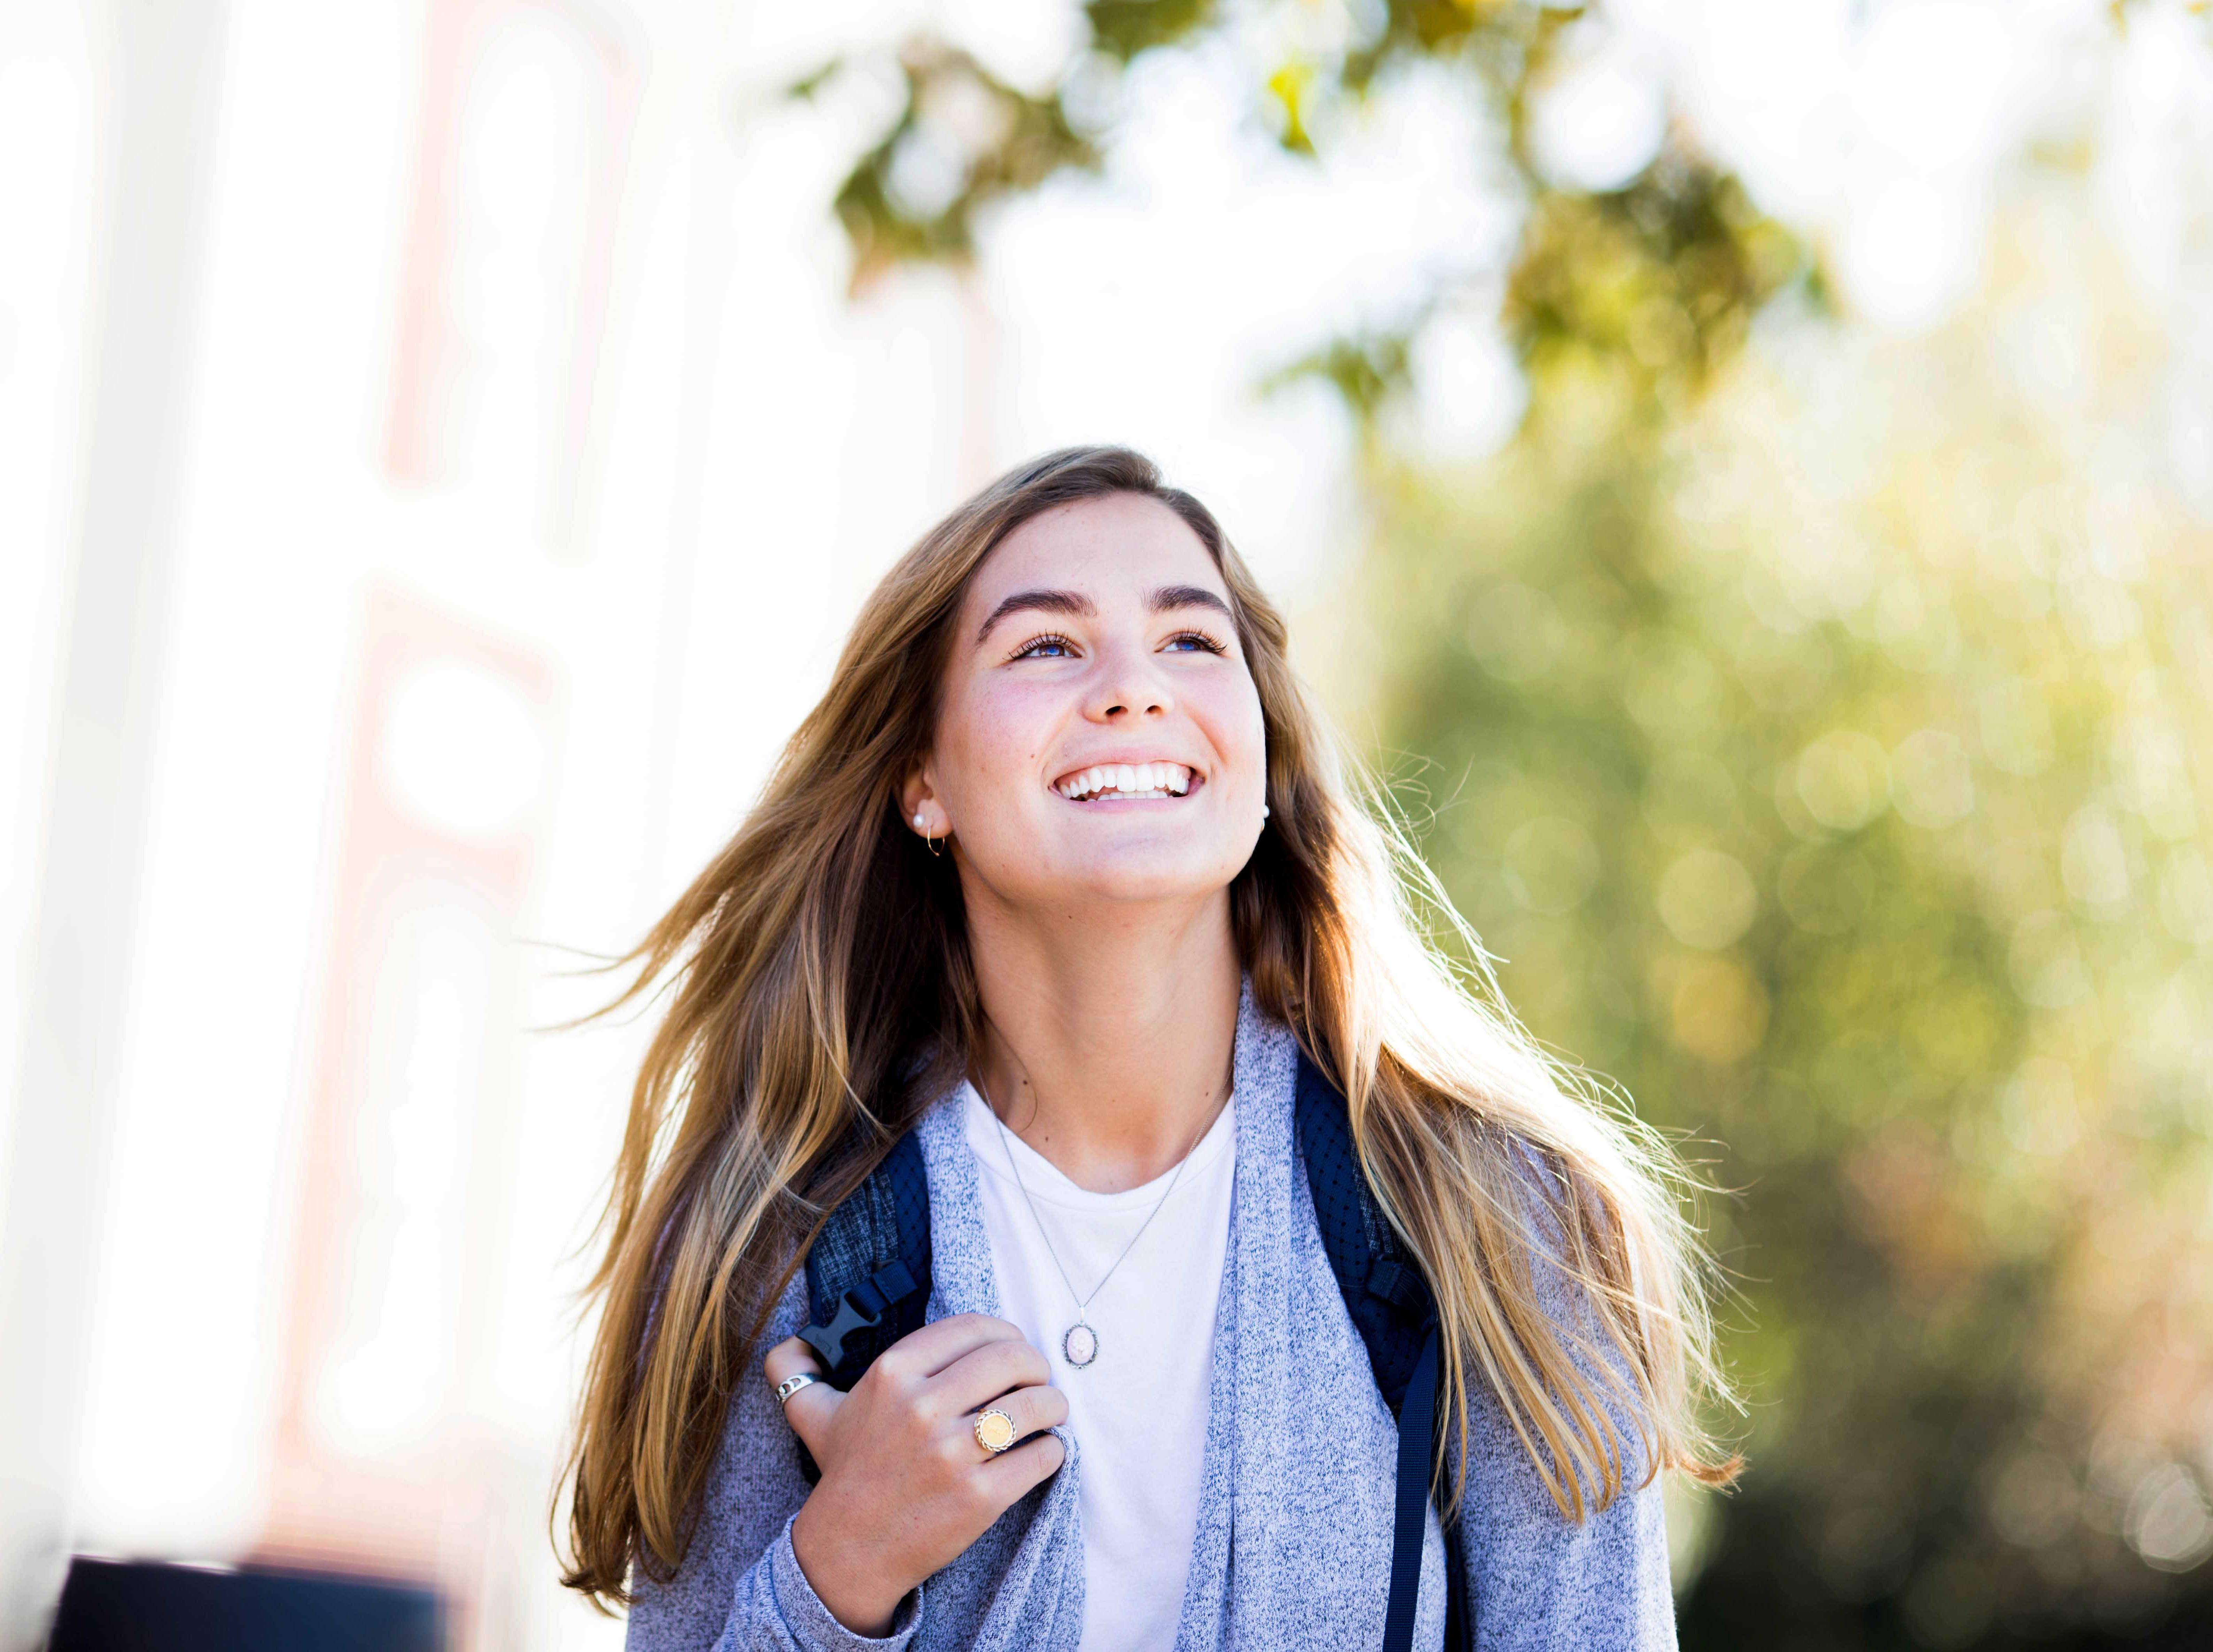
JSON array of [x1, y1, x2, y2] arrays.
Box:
[[1659, 848, 1760, 950], [1890, 727, 1975, 829], [1795, 730, 1890, 832]]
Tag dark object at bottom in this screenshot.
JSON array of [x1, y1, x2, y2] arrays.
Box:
[[49, 1556, 443, 1652]]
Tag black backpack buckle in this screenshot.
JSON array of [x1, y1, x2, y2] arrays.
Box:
[[797, 1259, 917, 1375]]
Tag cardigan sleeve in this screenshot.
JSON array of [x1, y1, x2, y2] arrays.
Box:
[[622, 1268, 931, 1652], [1449, 1146, 1678, 1650]]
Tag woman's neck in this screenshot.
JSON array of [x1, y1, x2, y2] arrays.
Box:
[[964, 890, 1241, 1195]]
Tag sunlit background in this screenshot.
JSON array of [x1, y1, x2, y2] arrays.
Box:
[[4, 1, 2212, 1648]]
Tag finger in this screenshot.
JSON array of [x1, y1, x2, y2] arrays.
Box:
[[762, 1336, 839, 1452], [779, 1375, 844, 1454], [961, 1383, 1066, 1467], [924, 1337, 1052, 1416], [983, 1381, 1068, 1444], [875, 1312, 1032, 1382], [763, 1335, 824, 1388], [979, 1427, 1067, 1500]]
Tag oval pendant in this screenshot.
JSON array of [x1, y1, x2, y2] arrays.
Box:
[[1062, 1321, 1099, 1368]]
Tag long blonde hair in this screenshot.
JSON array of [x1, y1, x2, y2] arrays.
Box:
[[558, 445, 1739, 1604]]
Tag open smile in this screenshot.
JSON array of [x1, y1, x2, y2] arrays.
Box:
[[1051, 761, 1201, 803]]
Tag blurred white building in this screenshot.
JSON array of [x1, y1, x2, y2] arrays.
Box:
[[0, 2, 983, 1645]]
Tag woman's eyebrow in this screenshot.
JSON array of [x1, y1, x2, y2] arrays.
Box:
[[975, 589, 1095, 645], [1150, 585, 1236, 624]]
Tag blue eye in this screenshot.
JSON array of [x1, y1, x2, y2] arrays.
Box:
[[1168, 631, 1229, 655], [1013, 633, 1076, 660]]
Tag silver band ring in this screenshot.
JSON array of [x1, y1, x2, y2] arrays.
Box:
[[973, 1408, 1018, 1456], [774, 1372, 823, 1407]]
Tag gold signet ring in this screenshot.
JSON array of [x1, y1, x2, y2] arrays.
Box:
[[973, 1408, 1017, 1456]]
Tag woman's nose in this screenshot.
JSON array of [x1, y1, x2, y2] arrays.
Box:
[[1086, 642, 1173, 721]]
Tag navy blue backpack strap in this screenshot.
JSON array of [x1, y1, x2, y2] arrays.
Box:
[[800, 1127, 931, 1381], [1294, 1046, 1471, 1652], [1295, 1051, 1433, 1408], [790, 1126, 932, 1486]]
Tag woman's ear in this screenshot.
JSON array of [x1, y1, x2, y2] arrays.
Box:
[[898, 765, 940, 838]]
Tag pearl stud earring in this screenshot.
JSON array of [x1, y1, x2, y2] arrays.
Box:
[[1262, 804, 1271, 819], [913, 812, 927, 831]]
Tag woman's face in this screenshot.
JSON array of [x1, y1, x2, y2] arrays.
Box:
[[906, 492, 1269, 914]]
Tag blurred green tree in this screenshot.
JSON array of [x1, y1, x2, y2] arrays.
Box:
[[789, 5, 2213, 1645], [1357, 201, 2213, 1642], [789, 0, 1799, 409]]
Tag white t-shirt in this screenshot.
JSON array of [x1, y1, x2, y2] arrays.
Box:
[[960, 1082, 1237, 1652]]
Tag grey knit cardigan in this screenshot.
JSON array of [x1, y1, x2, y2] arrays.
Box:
[[624, 978, 1678, 1651]]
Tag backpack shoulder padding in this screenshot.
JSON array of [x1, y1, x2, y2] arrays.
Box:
[[1292, 1046, 1437, 1416]]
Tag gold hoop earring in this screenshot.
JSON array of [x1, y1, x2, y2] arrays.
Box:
[[927, 833, 943, 858]]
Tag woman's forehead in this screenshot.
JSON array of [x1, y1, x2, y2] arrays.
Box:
[[966, 493, 1225, 611]]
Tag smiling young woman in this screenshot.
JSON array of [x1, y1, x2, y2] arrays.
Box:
[[557, 447, 1739, 1650]]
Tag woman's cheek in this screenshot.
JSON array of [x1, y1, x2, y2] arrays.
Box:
[[1206, 692, 1268, 781], [947, 690, 1031, 799]]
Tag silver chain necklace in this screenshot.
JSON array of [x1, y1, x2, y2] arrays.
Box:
[[976, 1072, 1218, 1370]]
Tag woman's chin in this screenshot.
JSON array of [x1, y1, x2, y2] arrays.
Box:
[[1008, 843, 1244, 909]]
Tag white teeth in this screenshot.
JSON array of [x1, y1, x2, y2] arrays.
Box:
[[1055, 762, 1197, 800]]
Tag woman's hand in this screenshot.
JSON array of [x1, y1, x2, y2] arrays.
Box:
[[764, 1314, 1069, 1637]]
